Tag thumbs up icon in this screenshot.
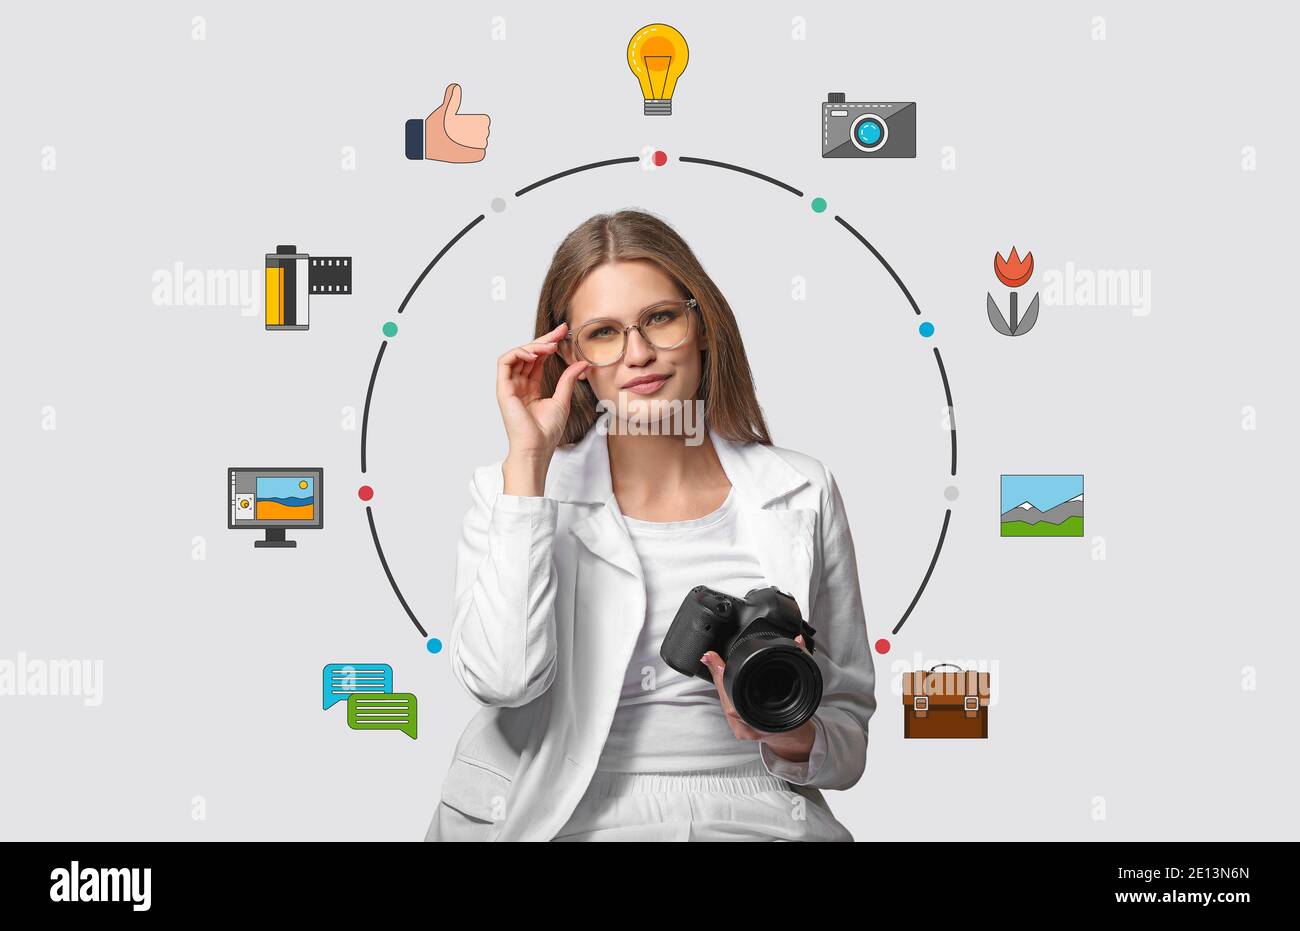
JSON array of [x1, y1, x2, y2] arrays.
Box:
[[404, 83, 491, 163]]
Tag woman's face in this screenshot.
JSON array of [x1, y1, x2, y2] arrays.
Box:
[[562, 259, 703, 428]]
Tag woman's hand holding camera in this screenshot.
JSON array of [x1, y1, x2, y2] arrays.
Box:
[[496, 323, 589, 496], [700, 635, 818, 762]]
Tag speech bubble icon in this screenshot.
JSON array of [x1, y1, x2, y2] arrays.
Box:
[[322, 663, 394, 710], [347, 692, 418, 740]]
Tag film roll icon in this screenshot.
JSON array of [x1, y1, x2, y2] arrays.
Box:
[[264, 244, 352, 331]]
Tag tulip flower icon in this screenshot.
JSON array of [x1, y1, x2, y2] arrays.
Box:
[[987, 247, 1040, 336]]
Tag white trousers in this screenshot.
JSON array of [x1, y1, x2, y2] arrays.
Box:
[[552, 758, 854, 842]]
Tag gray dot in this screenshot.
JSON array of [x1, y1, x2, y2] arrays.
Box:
[[490, 197, 507, 213], [944, 485, 959, 501]]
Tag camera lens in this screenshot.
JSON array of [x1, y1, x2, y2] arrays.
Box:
[[750, 663, 799, 711], [723, 638, 822, 733], [857, 122, 882, 145], [851, 114, 888, 152]]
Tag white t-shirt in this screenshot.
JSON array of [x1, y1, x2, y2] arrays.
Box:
[[595, 486, 774, 773]]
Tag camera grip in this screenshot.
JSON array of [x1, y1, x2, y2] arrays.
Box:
[[660, 586, 731, 681]]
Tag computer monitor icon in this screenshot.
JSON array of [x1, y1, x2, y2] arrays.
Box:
[[228, 467, 324, 548]]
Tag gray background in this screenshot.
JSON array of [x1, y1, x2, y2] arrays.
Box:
[[2, 0, 1295, 840]]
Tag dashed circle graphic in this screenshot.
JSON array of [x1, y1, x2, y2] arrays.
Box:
[[361, 154, 957, 643]]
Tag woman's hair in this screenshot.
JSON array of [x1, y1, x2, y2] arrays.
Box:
[[536, 209, 772, 447]]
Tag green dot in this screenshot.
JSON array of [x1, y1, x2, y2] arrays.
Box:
[[811, 197, 827, 213], [382, 321, 398, 338]]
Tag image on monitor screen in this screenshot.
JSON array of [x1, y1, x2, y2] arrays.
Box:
[[255, 475, 316, 521]]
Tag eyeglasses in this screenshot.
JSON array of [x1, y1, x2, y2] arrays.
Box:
[[562, 298, 698, 367]]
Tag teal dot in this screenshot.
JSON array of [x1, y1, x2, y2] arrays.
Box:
[[382, 321, 398, 338], [426, 638, 443, 654], [811, 197, 827, 213], [919, 321, 935, 338]]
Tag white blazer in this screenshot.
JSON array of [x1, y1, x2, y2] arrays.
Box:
[[425, 414, 877, 841]]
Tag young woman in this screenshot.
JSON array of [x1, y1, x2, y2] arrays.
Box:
[[425, 210, 876, 841]]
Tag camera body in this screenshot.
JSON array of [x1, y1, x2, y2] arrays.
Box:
[[661, 585, 823, 733], [821, 93, 917, 158]]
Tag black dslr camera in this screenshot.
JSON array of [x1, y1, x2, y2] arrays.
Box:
[[660, 585, 822, 733]]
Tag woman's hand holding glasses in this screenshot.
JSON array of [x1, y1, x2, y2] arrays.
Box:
[[496, 323, 589, 496]]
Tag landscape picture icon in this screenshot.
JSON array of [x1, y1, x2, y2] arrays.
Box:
[[253, 476, 316, 521], [1000, 474, 1084, 537]]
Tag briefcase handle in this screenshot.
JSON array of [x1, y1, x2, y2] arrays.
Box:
[[928, 663, 965, 672]]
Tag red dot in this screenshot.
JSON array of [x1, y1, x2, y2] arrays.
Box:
[[358, 485, 374, 502], [653, 150, 668, 167], [874, 638, 891, 655]]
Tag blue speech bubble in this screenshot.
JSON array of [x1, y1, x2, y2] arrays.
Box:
[[322, 663, 394, 710]]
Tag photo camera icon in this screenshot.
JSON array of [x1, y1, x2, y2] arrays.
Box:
[[821, 93, 916, 159]]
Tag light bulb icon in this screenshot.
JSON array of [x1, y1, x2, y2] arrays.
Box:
[[627, 23, 689, 116]]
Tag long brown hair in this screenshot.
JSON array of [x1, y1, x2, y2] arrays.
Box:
[[536, 209, 771, 447]]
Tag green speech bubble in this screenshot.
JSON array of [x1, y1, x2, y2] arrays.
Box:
[[346, 692, 417, 740]]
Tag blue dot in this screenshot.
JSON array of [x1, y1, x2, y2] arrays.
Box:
[[919, 322, 935, 338], [426, 638, 443, 654]]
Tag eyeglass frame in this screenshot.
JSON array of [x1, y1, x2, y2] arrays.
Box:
[[560, 297, 700, 367]]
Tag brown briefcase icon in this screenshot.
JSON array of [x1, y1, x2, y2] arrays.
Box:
[[903, 663, 990, 738]]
